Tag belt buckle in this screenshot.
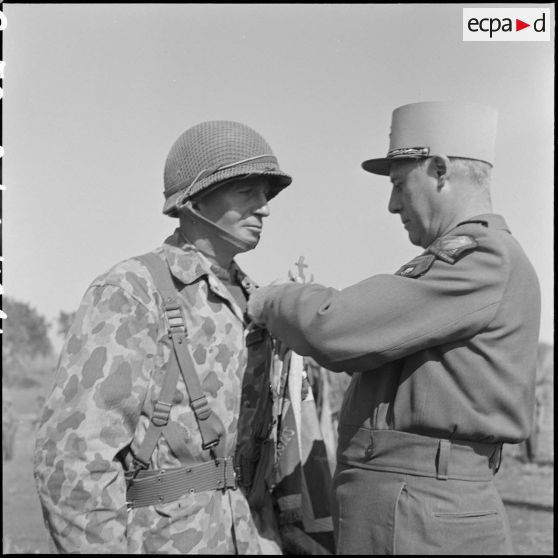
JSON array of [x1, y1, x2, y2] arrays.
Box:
[[221, 457, 238, 491], [233, 465, 242, 488]]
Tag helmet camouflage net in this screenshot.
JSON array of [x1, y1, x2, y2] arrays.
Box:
[[163, 120, 292, 217]]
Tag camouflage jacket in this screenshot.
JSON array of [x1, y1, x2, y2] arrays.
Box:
[[33, 230, 282, 554]]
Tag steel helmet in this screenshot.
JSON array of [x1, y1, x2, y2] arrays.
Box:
[[163, 120, 292, 217]]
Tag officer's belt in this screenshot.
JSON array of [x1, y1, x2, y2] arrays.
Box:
[[126, 457, 238, 509], [337, 427, 502, 481]]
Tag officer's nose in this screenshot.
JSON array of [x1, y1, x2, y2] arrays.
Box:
[[388, 187, 401, 214]]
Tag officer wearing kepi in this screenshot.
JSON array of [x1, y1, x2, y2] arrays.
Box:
[[34, 120, 292, 554], [247, 101, 541, 554]]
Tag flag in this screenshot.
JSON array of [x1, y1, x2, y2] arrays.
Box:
[[271, 347, 335, 554]]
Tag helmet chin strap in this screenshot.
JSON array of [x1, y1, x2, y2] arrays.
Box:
[[178, 201, 256, 253]]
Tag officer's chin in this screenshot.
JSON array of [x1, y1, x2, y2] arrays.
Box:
[[407, 230, 423, 248]]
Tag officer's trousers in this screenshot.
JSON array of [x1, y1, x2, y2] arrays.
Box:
[[332, 430, 513, 555]]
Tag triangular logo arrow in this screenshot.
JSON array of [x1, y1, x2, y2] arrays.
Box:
[[516, 19, 530, 31]]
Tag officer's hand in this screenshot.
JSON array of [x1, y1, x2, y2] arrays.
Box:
[[268, 276, 292, 286], [247, 286, 272, 327], [247, 282, 286, 327]]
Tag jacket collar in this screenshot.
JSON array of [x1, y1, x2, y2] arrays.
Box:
[[162, 229, 209, 285], [454, 213, 511, 233], [162, 229, 256, 323]]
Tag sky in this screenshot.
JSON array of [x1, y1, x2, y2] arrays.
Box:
[[1, 3, 554, 349]]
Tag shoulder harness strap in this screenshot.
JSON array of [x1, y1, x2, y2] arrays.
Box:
[[132, 252, 222, 471]]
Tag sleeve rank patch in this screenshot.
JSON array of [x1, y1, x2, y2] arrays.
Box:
[[395, 253, 436, 278], [427, 235, 478, 264]]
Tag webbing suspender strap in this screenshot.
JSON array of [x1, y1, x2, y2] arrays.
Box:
[[132, 346, 180, 469], [132, 252, 221, 470]]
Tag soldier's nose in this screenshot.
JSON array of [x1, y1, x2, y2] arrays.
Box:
[[255, 201, 270, 217]]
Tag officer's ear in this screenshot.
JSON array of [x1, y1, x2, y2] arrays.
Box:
[[430, 154, 451, 189]]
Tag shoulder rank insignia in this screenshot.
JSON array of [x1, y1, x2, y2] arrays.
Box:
[[395, 253, 436, 278], [427, 235, 478, 264]]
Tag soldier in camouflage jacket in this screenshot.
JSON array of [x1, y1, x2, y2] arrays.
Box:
[[33, 121, 293, 554]]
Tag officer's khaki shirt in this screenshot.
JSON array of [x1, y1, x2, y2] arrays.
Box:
[[252, 214, 541, 447]]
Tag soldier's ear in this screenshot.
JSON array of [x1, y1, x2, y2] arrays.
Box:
[[430, 154, 451, 189]]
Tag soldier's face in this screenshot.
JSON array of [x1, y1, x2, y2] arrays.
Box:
[[388, 159, 445, 248], [196, 177, 272, 249]]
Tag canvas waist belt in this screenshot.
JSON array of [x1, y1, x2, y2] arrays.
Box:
[[337, 427, 502, 481], [126, 457, 238, 509]]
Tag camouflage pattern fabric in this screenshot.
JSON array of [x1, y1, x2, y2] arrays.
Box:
[[33, 229, 282, 554]]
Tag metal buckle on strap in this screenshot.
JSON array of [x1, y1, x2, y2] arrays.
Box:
[[215, 457, 238, 491], [234, 465, 242, 486], [191, 395, 212, 421], [124, 456, 149, 487], [151, 401, 173, 427], [202, 436, 221, 452], [164, 299, 187, 340], [163, 300, 182, 315]]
